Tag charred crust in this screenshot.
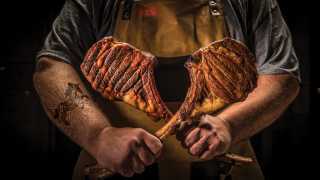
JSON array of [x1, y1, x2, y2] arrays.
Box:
[[81, 37, 172, 121]]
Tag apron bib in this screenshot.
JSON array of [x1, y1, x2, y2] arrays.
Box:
[[113, 0, 227, 57], [74, 1, 264, 179]]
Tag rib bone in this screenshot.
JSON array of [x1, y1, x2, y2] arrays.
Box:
[[156, 37, 258, 144]]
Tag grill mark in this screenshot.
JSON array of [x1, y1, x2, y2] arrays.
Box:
[[223, 38, 254, 63], [88, 47, 114, 85], [119, 52, 146, 93], [219, 39, 257, 74], [96, 46, 112, 67], [213, 51, 257, 97], [221, 39, 244, 58], [109, 52, 132, 90], [202, 54, 235, 103], [88, 64, 99, 83], [205, 72, 233, 103], [99, 46, 122, 91], [92, 48, 113, 90], [132, 79, 143, 93], [208, 60, 244, 99], [106, 47, 132, 88], [212, 52, 252, 88], [82, 42, 103, 75], [208, 50, 242, 81], [120, 71, 140, 93], [205, 51, 239, 91], [140, 60, 171, 119], [103, 45, 122, 68], [114, 65, 137, 92], [208, 64, 236, 100], [113, 51, 142, 92], [120, 62, 147, 93], [90, 40, 112, 62]]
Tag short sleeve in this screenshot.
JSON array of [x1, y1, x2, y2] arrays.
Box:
[[248, 0, 301, 81], [36, 0, 96, 67]]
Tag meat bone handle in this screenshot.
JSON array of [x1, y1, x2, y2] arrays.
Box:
[[84, 126, 253, 179]]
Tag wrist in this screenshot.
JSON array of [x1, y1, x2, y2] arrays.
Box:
[[215, 114, 236, 144], [86, 125, 114, 157]]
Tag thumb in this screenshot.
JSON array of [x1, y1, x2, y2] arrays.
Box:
[[142, 132, 163, 156]]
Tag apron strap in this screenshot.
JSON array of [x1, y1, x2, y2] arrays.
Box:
[[208, 0, 230, 37], [122, 0, 134, 20]]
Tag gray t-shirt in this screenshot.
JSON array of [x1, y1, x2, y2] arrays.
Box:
[[36, 0, 300, 81]]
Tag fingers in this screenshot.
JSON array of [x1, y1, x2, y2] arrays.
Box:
[[119, 131, 162, 177], [118, 153, 134, 177], [176, 122, 196, 142], [118, 153, 148, 177], [142, 132, 163, 157], [200, 136, 220, 160], [131, 155, 145, 174], [133, 142, 155, 166], [189, 134, 209, 156], [184, 128, 201, 147]]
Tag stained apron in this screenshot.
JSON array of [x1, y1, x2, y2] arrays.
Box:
[[73, 0, 264, 179]]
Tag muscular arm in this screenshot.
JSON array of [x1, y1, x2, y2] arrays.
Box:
[[33, 57, 162, 176], [218, 74, 300, 144], [181, 74, 300, 159], [33, 57, 110, 155]]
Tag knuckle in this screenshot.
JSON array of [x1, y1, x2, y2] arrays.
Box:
[[129, 137, 140, 147], [135, 128, 146, 137], [189, 147, 196, 155], [155, 140, 163, 149], [200, 155, 211, 161], [135, 128, 144, 133]]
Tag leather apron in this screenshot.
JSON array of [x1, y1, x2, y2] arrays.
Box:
[[73, 0, 264, 179]]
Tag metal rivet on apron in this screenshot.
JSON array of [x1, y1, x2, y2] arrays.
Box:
[[210, 9, 221, 16], [209, 0, 217, 6], [209, 0, 221, 16]]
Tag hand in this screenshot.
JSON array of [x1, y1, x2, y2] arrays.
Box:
[[90, 127, 163, 177], [177, 114, 232, 160]]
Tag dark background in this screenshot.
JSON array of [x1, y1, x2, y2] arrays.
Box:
[[1, 0, 314, 180]]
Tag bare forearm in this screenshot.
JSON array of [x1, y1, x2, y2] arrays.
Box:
[[33, 57, 110, 153], [217, 74, 300, 144]]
